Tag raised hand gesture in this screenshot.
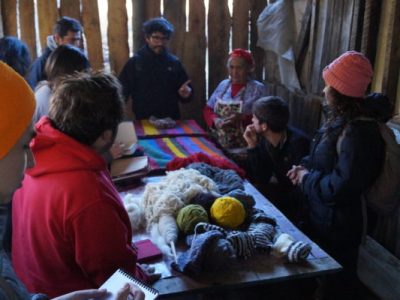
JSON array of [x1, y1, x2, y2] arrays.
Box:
[[178, 80, 192, 98]]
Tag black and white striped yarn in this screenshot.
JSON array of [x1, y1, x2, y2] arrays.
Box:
[[227, 232, 255, 259], [194, 222, 228, 236], [248, 222, 275, 253], [249, 209, 277, 226], [194, 220, 275, 259], [286, 241, 312, 262], [192, 213, 311, 262]]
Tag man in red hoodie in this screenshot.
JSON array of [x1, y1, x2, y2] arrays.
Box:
[[12, 72, 151, 298]]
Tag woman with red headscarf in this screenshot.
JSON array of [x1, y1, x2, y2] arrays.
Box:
[[203, 48, 267, 149]]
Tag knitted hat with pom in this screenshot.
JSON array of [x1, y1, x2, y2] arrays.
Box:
[[322, 51, 373, 98], [0, 62, 35, 159]]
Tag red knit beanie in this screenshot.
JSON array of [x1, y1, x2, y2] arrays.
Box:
[[322, 51, 373, 98]]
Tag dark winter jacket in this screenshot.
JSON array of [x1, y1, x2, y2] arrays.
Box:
[[248, 126, 310, 189], [118, 45, 191, 119], [301, 117, 384, 242], [26, 47, 52, 89]]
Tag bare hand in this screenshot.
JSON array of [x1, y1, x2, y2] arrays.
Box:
[[178, 80, 192, 98], [51, 289, 108, 300], [110, 142, 124, 159], [243, 124, 257, 148], [287, 165, 309, 186], [214, 117, 225, 129], [218, 113, 241, 128], [115, 283, 145, 300]]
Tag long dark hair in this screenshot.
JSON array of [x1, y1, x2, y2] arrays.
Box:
[[325, 87, 362, 127]]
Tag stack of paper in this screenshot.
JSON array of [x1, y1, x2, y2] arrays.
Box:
[[111, 156, 149, 182]]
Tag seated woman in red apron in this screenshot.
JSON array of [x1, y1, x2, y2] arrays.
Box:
[[203, 49, 267, 149]]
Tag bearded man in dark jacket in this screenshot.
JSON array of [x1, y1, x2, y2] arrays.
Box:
[[119, 17, 192, 120]]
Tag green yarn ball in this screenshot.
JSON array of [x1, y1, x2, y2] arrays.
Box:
[[176, 204, 209, 235]]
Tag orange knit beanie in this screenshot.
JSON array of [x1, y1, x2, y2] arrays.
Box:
[[0, 62, 35, 159], [322, 51, 373, 98]]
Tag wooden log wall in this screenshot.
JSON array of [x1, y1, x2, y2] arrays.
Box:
[[370, 0, 400, 111], [0, 0, 269, 127], [0, 0, 399, 132], [267, 0, 364, 134], [265, 0, 400, 134]]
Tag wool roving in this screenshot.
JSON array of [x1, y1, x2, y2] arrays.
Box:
[[210, 196, 246, 229], [177, 204, 209, 235]]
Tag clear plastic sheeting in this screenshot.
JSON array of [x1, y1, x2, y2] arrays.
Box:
[[257, 0, 301, 91]]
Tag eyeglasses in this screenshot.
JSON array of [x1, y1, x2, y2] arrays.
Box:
[[149, 35, 169, 42]]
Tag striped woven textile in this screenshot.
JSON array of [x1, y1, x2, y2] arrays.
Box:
[[138, 136, 225, 170], [134, 119, 207, 138]]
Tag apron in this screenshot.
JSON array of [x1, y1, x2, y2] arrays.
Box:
[[212, 97, 246, 149]]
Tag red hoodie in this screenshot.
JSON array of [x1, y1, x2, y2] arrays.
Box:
[[12, 117, 147, 297]]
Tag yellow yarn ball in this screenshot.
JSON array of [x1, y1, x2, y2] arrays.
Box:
[[176, 204, 209, 235], [210, 196, 246, 229]]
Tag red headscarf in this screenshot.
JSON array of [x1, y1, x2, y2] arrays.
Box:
[[229, 48, 254, 67]]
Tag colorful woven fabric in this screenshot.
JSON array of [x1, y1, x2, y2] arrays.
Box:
[[134, 119, 207, 138], [166, 152, 246, 178], [138, 136, 225, 170]]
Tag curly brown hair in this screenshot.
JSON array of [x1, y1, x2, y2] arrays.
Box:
[[49, 71, 123, 146]]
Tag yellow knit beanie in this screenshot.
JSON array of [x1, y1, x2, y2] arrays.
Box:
[[210, 196, 246, 229], [0, 62, 35, 159]]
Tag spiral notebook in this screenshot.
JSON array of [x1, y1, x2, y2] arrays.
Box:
[[100, 269, 159, 300]]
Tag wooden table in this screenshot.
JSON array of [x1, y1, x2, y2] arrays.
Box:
[[120, 176, 341, 299]]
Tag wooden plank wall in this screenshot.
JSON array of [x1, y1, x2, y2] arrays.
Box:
[[107, 0, 129, 75], [208, 1, 230, 96], [0, 0, 269, 127], [1, 0, 399, 132], [0, 0, 311, 133], [37, 0, 58, 50], [371, 0, 400, 111], [1, 0, 17, 37], [263, 0, 371, 135], [19, 0, 36, 60]]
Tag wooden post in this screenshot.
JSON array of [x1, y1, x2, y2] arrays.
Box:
[[37, 0, 58, 51], [131, 0, 146, 52], [107, 0, 129, 75], [1, 0, 17, 36], [371, 0, 400, 106], [208, 0, 230, 96], [146, 0, 161, 19], [180, 0, 206, 124], [20, 0, 37, 59], [250, 0, 268, 81], [361, 0, 381, 67], [164, 0, 186, 59], [60, 0, 81, 21], [232, 0, 250, 50], [81, 0, 104, 70]]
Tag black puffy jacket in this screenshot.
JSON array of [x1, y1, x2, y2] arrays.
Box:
[[301, 117, 384, 242]]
